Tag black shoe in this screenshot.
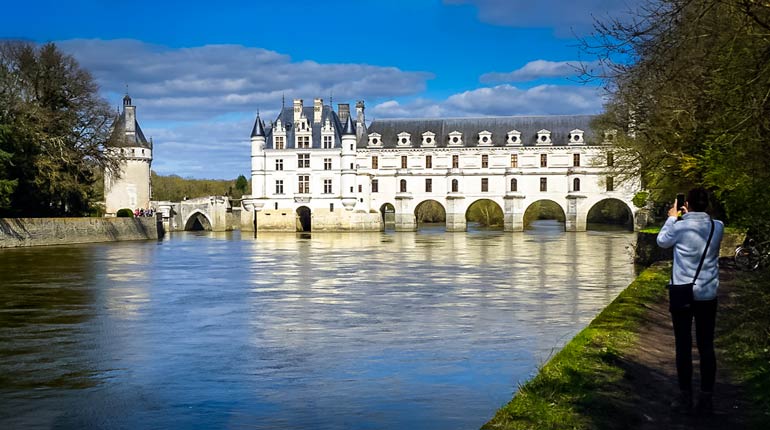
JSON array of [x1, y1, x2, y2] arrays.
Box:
[[695, 391, 713, 415], [671, 391, 693, 414]]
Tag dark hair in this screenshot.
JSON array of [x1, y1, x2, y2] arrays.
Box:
[[687, 187, 709, 212]]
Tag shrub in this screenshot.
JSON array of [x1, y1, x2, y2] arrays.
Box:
[[116, 208, 134, 217], [633, 191, 649, 208]]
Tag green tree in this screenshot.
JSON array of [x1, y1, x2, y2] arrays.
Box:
[[235, 174, 249, 196], [0, 41, 119, 217], [584, 0, 770, 234]]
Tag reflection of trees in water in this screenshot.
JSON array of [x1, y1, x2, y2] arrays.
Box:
[[587, 199, 632, 227], [466, 200, 503, 227], [415, 200, 446, 223], [523, 200, 565, 228], [0, 246, 99, 390]]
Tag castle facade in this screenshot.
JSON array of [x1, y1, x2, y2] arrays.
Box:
[[242, 98, 639, 232]]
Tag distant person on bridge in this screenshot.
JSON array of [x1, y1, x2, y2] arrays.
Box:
[[657, 187, 724, 414]]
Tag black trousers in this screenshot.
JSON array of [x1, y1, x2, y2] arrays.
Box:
[[671, 299, 718, 393]]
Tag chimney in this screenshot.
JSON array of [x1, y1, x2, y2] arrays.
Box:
[[313, 97, 323, 124], [293, 98, 303, 122], [337, 103, 350, 123], [355, 100, 365, 127]]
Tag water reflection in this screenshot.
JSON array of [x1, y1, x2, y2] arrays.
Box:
[[0, 222, 636, 429]]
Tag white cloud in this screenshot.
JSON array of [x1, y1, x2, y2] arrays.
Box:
[[444, 0, 632, 36], [480, 60, 598, 83], [57, 39, 433, 121], [372, 84, 604, 118]]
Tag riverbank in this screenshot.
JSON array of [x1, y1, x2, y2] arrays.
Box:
[[482, 263, 770, 429], [0, 217, 161, 248]]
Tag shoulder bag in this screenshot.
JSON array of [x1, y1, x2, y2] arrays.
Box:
[[667, 219, 715, 311]]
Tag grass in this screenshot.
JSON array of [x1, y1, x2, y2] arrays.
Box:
[[718, 270, 770, 427], [481, 265, 670, 430], [481, 264, 770, 430]]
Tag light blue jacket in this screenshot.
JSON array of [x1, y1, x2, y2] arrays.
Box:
[[656, 212, 724, 301]]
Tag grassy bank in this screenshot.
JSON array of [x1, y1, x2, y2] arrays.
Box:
[[482, 264, 770, 429], [718, 271, 770, 427], [482, 265, 670, 429]]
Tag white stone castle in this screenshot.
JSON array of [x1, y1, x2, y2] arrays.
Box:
[[241, 98, 640, 232], [104, 94, 153, 216]]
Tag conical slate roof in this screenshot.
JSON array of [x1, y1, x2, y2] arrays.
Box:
[[342, 114, 356, 135], [251, 114, 266, 137]]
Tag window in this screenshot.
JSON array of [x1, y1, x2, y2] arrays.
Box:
[[573, 153, 580, 167], [540, 177, 547, 192], [451, 179, 459, 193], [274, 136, 285, 150], [452, 155, 459, 168], [358, 185, 362, 193], [324, 158, 332, 171], [400, 179, 407, 193], [297, 135, 310, 149], [425, 155, 432, 169], [540, 154, 547, 167], [298, 153, 310, 168], [482, 154, 489, 168], [298, 175, 310, 194], [372, 156, 378, 169], [401, 156, 407, 169], [607, 176, 614, 191], [275, 159, 283, 171], [481, 178, 489, 192], [275, 179, 284, 194], [607, 151, 614, 167], [510, 178, 517, 192], [323, 135, 333, 149], [511, 154, 518, 168], [323, 179, 332, 194], [330, 203, 334, 212], [274, 202, 278, 210], [372, 179, 379, 193], [573, 178, 581, 192], [425, 178, 432, 192]]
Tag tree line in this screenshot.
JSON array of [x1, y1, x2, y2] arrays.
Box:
[[151, 172, 249, 202], [586, 0, 770, 236]]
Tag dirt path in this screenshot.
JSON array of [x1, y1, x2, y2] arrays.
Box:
[[617, 266, 749, 429]]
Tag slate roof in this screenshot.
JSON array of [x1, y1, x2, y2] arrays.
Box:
[[109, 111, 151, 149], [263, 105, 345, 149], [360, 115, 599, 148]]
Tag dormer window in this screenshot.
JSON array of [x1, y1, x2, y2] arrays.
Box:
[[507, 130, 522, 146], [536, 129, 552, 145], [397, 132, 411, 147], [569, 129, 585, 145], [448, 131, 463, 146], [368, 132, 382, 147], [478, 130, 493, 146], [421, 131, 436, 147]]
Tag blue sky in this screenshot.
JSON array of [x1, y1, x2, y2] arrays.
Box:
[[1, 0, 631, 179]]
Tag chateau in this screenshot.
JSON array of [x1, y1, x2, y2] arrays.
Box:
[[241, 98, 640, 232], [104, 95, 153, 216]]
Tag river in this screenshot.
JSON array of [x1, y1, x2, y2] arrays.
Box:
[[0, 221, 637, 429]]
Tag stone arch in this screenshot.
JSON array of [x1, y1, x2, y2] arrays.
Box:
[[380, 203, 396, 230], [523, 199, 567, 230], [414, 199, 446, 227], [465, 199, 504, 230], [296, 206, 312, 232], [183, 210, 213, 231], [586, 198, 634, 230]]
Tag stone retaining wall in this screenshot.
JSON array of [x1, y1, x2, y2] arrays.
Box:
[[0, 217, 161, 248]]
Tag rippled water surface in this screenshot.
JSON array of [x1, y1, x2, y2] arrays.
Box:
[[0, 221, 637, 429]]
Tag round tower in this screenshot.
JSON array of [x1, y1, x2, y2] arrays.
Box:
[[104, 95, 153, 215], [340, 115, 357, 210], [250, 112, 266, 197]]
